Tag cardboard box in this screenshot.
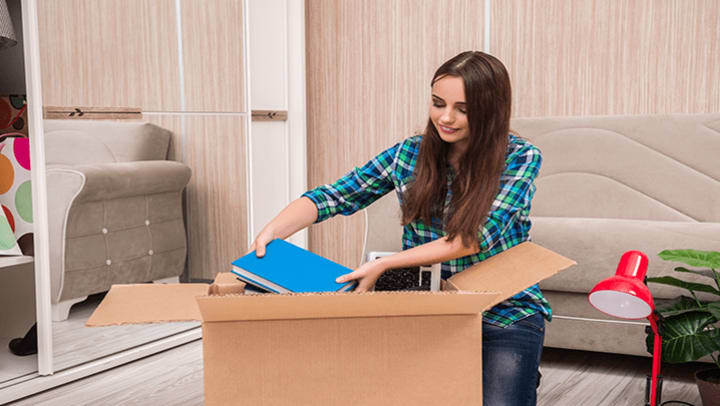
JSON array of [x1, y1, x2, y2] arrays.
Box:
[[87, 242, 575, 405]]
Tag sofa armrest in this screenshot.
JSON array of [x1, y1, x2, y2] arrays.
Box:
[[46, 167, 85, 302], [68, 161, 192, 202]]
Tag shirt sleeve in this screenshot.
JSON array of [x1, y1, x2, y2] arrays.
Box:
[[477, 142, 542, 252], [301, 142, 400, 223]]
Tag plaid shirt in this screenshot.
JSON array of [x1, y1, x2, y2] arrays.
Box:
[[302, 134, 550, 327]]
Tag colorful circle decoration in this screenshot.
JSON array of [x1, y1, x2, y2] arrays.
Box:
[[13, 137, 30, 170], [0, 98, 10, 129], [0, 153, 13, 194], [15, 181, 33, 223], [0, 95, 28, 137], [2, 204, 14, 232], [0, 213, 16, 250], [17, 233, 34, 256], [9, 95, 25, 110], [0, 94, 31, 256]]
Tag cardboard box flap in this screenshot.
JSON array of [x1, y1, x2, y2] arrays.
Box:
[[445, 242, 576, 308], [86, 284, 209, 326], [196, 290, 504, 322], [208, 272, 246, 295]]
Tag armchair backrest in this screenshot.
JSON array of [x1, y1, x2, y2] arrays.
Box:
[[44, 120, 172, 165]]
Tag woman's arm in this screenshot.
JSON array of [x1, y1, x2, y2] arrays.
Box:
[[336, 235, 479, 292], [247, 196, 318, 257], [248, 141, 402, 257]]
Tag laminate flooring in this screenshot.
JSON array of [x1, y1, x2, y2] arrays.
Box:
[[52, 292, 201, 372], [8, 343, 707, 406], [0, 338, 36, 385]]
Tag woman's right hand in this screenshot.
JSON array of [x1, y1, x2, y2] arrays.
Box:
[[244, 196, 319, 258], [246, 226, 277, 258]]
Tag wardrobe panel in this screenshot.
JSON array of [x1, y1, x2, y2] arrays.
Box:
[[184, 115, 248, 280], [37, 0, 182, 111], [180, 0, 246, 113]]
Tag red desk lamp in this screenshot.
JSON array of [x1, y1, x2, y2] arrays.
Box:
[[588, 250, 663, 406]]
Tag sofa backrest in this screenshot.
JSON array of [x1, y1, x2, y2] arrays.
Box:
[[512, 113, 720, 222], [362, 114, 720, 280], [44, 120, 172, 165]]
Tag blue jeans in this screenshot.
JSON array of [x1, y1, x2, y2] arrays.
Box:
[[482, 313, 545, 406]]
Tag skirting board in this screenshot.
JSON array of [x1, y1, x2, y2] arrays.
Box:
[[0, 328, 201, 404]]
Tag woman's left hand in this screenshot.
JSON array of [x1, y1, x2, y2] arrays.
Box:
[[336, 260, 387, 293]]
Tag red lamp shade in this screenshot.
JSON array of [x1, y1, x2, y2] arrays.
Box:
[[588, 250, 654, 319]]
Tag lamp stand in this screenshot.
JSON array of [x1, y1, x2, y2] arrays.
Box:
[[645, 312, 663, 406]]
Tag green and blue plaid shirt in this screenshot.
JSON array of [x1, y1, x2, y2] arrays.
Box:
[[302, 133, 550, 327]]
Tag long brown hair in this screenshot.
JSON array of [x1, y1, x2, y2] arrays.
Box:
[[401, 51, 512, 249]]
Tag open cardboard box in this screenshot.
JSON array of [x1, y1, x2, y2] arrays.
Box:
[[87, 242, 575, 405]]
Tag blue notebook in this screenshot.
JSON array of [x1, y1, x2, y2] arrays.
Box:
[[231, 239, 357, 293]]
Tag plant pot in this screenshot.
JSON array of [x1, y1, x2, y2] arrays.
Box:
[[695, 367, 720, 406]]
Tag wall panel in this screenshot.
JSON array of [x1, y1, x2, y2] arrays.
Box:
[[37, 0, 181, 111], [184, 115, 248, 280], [180, 0, 246, 112], [492, 0, 720, 117], [305, 0, 486, 266]]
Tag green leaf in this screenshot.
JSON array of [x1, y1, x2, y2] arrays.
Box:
[[646, 276, 720, 297], [655, 296, 708, 317], [674, 267, 720, 280], [645, 311, 720, 363], [708, 302, 720, 320], [659, 249, 720, 269]]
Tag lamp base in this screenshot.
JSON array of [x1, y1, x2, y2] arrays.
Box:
[[645, 374, 663, 406]]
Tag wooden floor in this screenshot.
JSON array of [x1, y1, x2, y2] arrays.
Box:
[[52, 293, 200, 372], [7, 343, 705, 406], [0, 338, 36, 385]]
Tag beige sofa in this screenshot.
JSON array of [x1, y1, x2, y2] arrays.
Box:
[[45, 120, 192, 321], [363, 113, 720, 358]]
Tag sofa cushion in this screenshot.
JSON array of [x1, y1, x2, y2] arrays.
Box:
[[532, 216, 720, 300]]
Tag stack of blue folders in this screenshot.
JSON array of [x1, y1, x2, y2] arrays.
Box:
[[230, 239, 357, 293]]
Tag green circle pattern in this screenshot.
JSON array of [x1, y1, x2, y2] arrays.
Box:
[[0, 215, 16, 250], [15, 181, 33, 223]]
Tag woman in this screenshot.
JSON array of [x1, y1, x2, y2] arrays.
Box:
[[248, 51, 546, 406]]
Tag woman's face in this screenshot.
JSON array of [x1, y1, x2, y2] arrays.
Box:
[[430, 75, 469, 150]]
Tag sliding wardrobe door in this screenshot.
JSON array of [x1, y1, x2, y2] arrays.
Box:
[[247, 0, 308, 249], [35, 0, 201, 375]]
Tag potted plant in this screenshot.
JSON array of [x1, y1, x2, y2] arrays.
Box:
[[645, 249, 720, 406]]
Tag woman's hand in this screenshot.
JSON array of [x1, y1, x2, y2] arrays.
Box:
[[247, 226, 276, 258], [336, 260, 388, 293]]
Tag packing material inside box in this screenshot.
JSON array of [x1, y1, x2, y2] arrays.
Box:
[[87, 242, 575, 405]]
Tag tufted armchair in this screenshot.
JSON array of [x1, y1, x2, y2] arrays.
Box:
[[44, 120, 191, 321]]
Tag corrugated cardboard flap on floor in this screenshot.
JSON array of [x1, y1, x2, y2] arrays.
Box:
[[86, 273, 246, 327]]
